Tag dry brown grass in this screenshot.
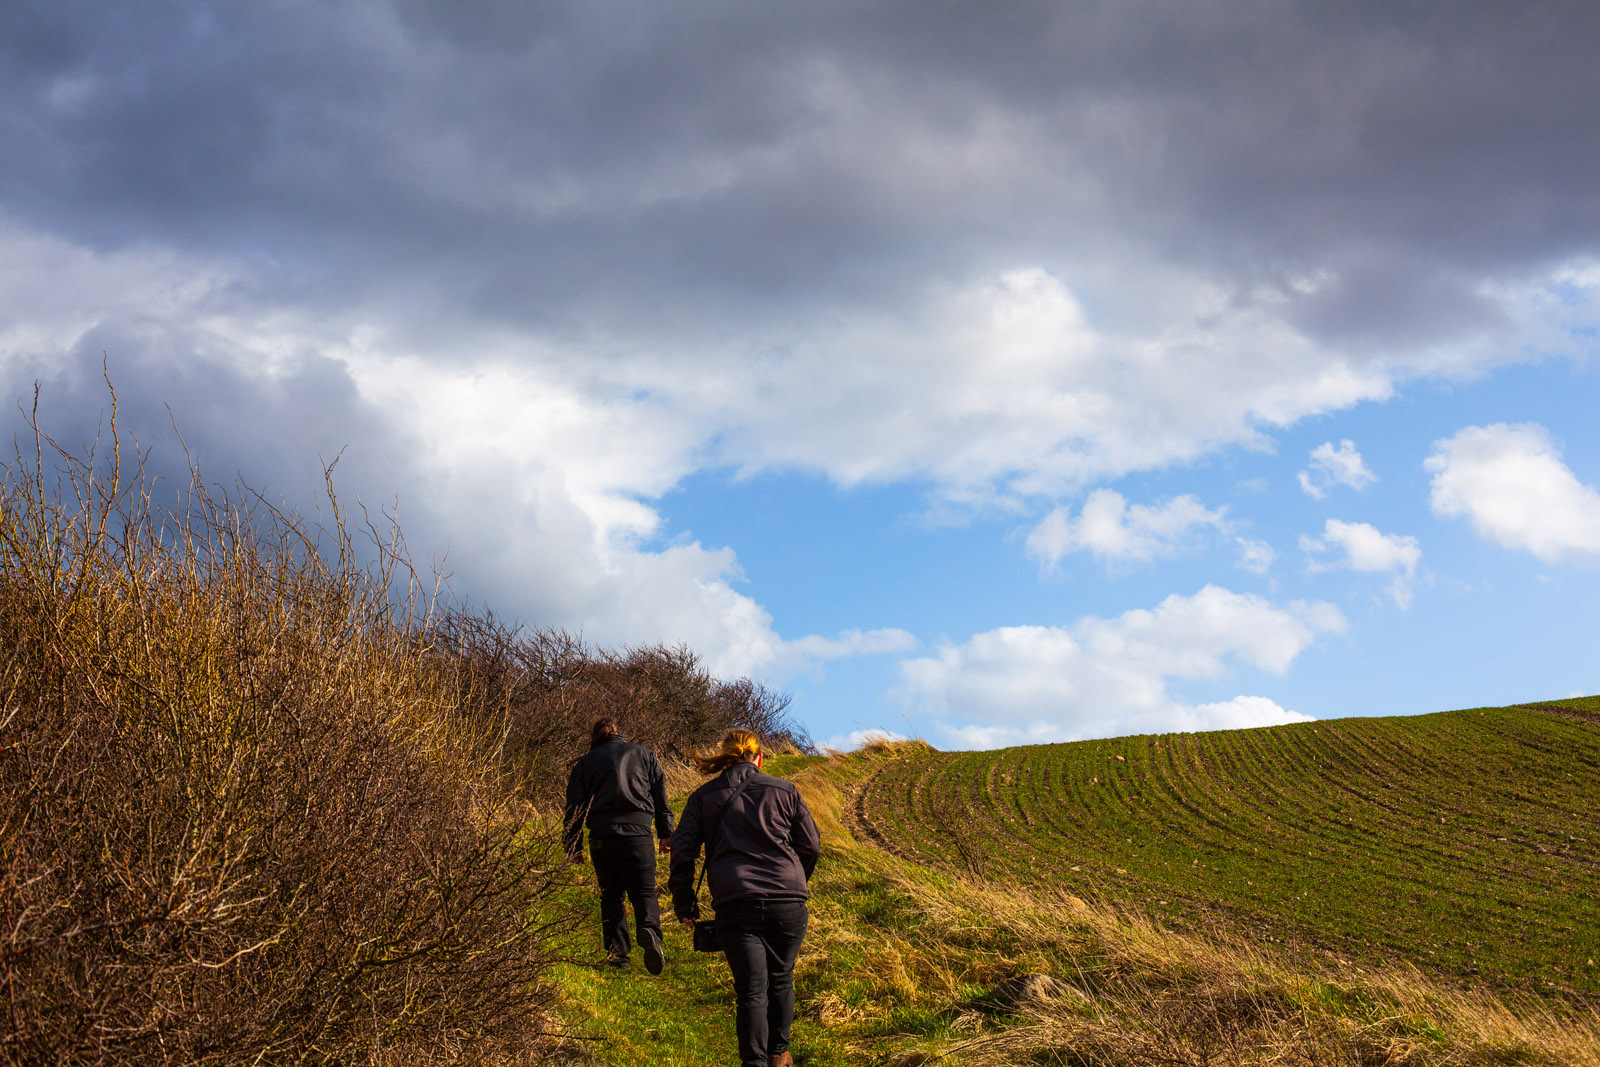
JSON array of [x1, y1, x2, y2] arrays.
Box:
[[658, 754, 705, 798], [921, 880, 1600, 1066]]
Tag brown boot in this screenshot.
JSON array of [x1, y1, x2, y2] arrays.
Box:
[[768, 1054, 793, 1067]]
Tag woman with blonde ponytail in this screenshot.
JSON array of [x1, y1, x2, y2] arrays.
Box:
[[690, 728, 765, 775], [669, 731, 821, 1067]]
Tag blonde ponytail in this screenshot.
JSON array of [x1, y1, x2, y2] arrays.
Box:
[[691, 729, 763, 775]]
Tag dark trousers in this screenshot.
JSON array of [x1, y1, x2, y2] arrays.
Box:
[[716, 898, 809, 1067], [590, 833, 660, 960]]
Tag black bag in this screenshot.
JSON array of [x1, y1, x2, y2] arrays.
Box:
[[689, 771, 756, 953], [691, 918, 721, 953]]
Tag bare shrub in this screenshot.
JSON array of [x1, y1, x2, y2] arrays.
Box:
[[0, 400, 572, 1064], [434, 616, 810, 810]]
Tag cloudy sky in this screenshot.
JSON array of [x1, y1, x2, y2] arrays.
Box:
[[3, 1, 1597, 750]]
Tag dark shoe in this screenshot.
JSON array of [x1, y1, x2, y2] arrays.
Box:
[[603, 954, 631, 971], [768, 1053, 794, 1067], [641, 928, 665, 976]]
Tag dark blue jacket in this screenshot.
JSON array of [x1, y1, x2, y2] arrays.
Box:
[[563, 735, 674, 854], [668, 762, 822, 918]]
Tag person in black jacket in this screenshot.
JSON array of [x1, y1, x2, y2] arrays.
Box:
[[669, 730, 821, 1067], [564, 718, 674, 974]]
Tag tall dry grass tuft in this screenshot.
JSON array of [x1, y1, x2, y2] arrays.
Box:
[[0, 400, 571, 1064], [900, 875, 1600, 1066]]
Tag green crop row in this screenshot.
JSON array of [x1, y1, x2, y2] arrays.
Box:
[[857, 701, 1600, 1001]]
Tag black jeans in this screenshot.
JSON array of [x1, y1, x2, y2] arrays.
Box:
[[590, 833, 660, 960], [716, 898, 809, 1067]]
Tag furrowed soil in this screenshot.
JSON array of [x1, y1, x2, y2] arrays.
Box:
[[854, 698, 1600, 1001]]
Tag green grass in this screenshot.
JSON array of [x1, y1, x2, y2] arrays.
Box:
[[549, 724, 1600, 1065], [855, 699, 1600, 1000], [548, 749, 1016, 1065], [550, 852, 1006, 1065], [548, 937, 744, 1064]]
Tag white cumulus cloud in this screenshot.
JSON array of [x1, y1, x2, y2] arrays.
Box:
[[1027, 488, 1229, 569], [896, 585, 1345, 748], [1298, 439, 1377, 499], [778, 628, 919, 676], [1426, 423, 1600, 563], [1300, 519, 1422, 608], [1235, 537, 1277, 574], [689, 268, 1406, 505], [0, 288, 907, 684]]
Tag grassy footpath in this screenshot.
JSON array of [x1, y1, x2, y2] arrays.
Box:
[[549, 750, 1011, 1064], [550, 847, 982, 1065], [548, 744, 1600, 1065]]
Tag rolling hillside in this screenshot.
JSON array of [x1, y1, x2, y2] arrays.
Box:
[[852, 699, 1600, 1000]]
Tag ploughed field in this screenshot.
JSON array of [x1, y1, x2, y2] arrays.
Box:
[[854, 698, 1600, 1000]]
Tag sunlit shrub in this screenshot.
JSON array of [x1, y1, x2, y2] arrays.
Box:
[[0, 400, 570, 1064]]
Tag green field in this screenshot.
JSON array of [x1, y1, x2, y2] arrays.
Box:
[[854, 699, 1600, 1000]]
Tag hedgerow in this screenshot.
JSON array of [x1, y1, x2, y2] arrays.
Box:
[[0, 392, 804, 1064]]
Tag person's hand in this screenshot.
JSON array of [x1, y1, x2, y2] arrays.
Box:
[[658, 838, 672, 855], [679, 918, 696, 928]]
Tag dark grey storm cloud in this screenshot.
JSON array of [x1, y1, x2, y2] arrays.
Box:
[[8, 333, 594, 627], [3, 0, 1597, 347], [17, 325, 412, 528], [4, 0, 1599, 678]]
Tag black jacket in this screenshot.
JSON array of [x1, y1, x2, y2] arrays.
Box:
[[563, 735, 674, 855], [668, 762, 822, 919]]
